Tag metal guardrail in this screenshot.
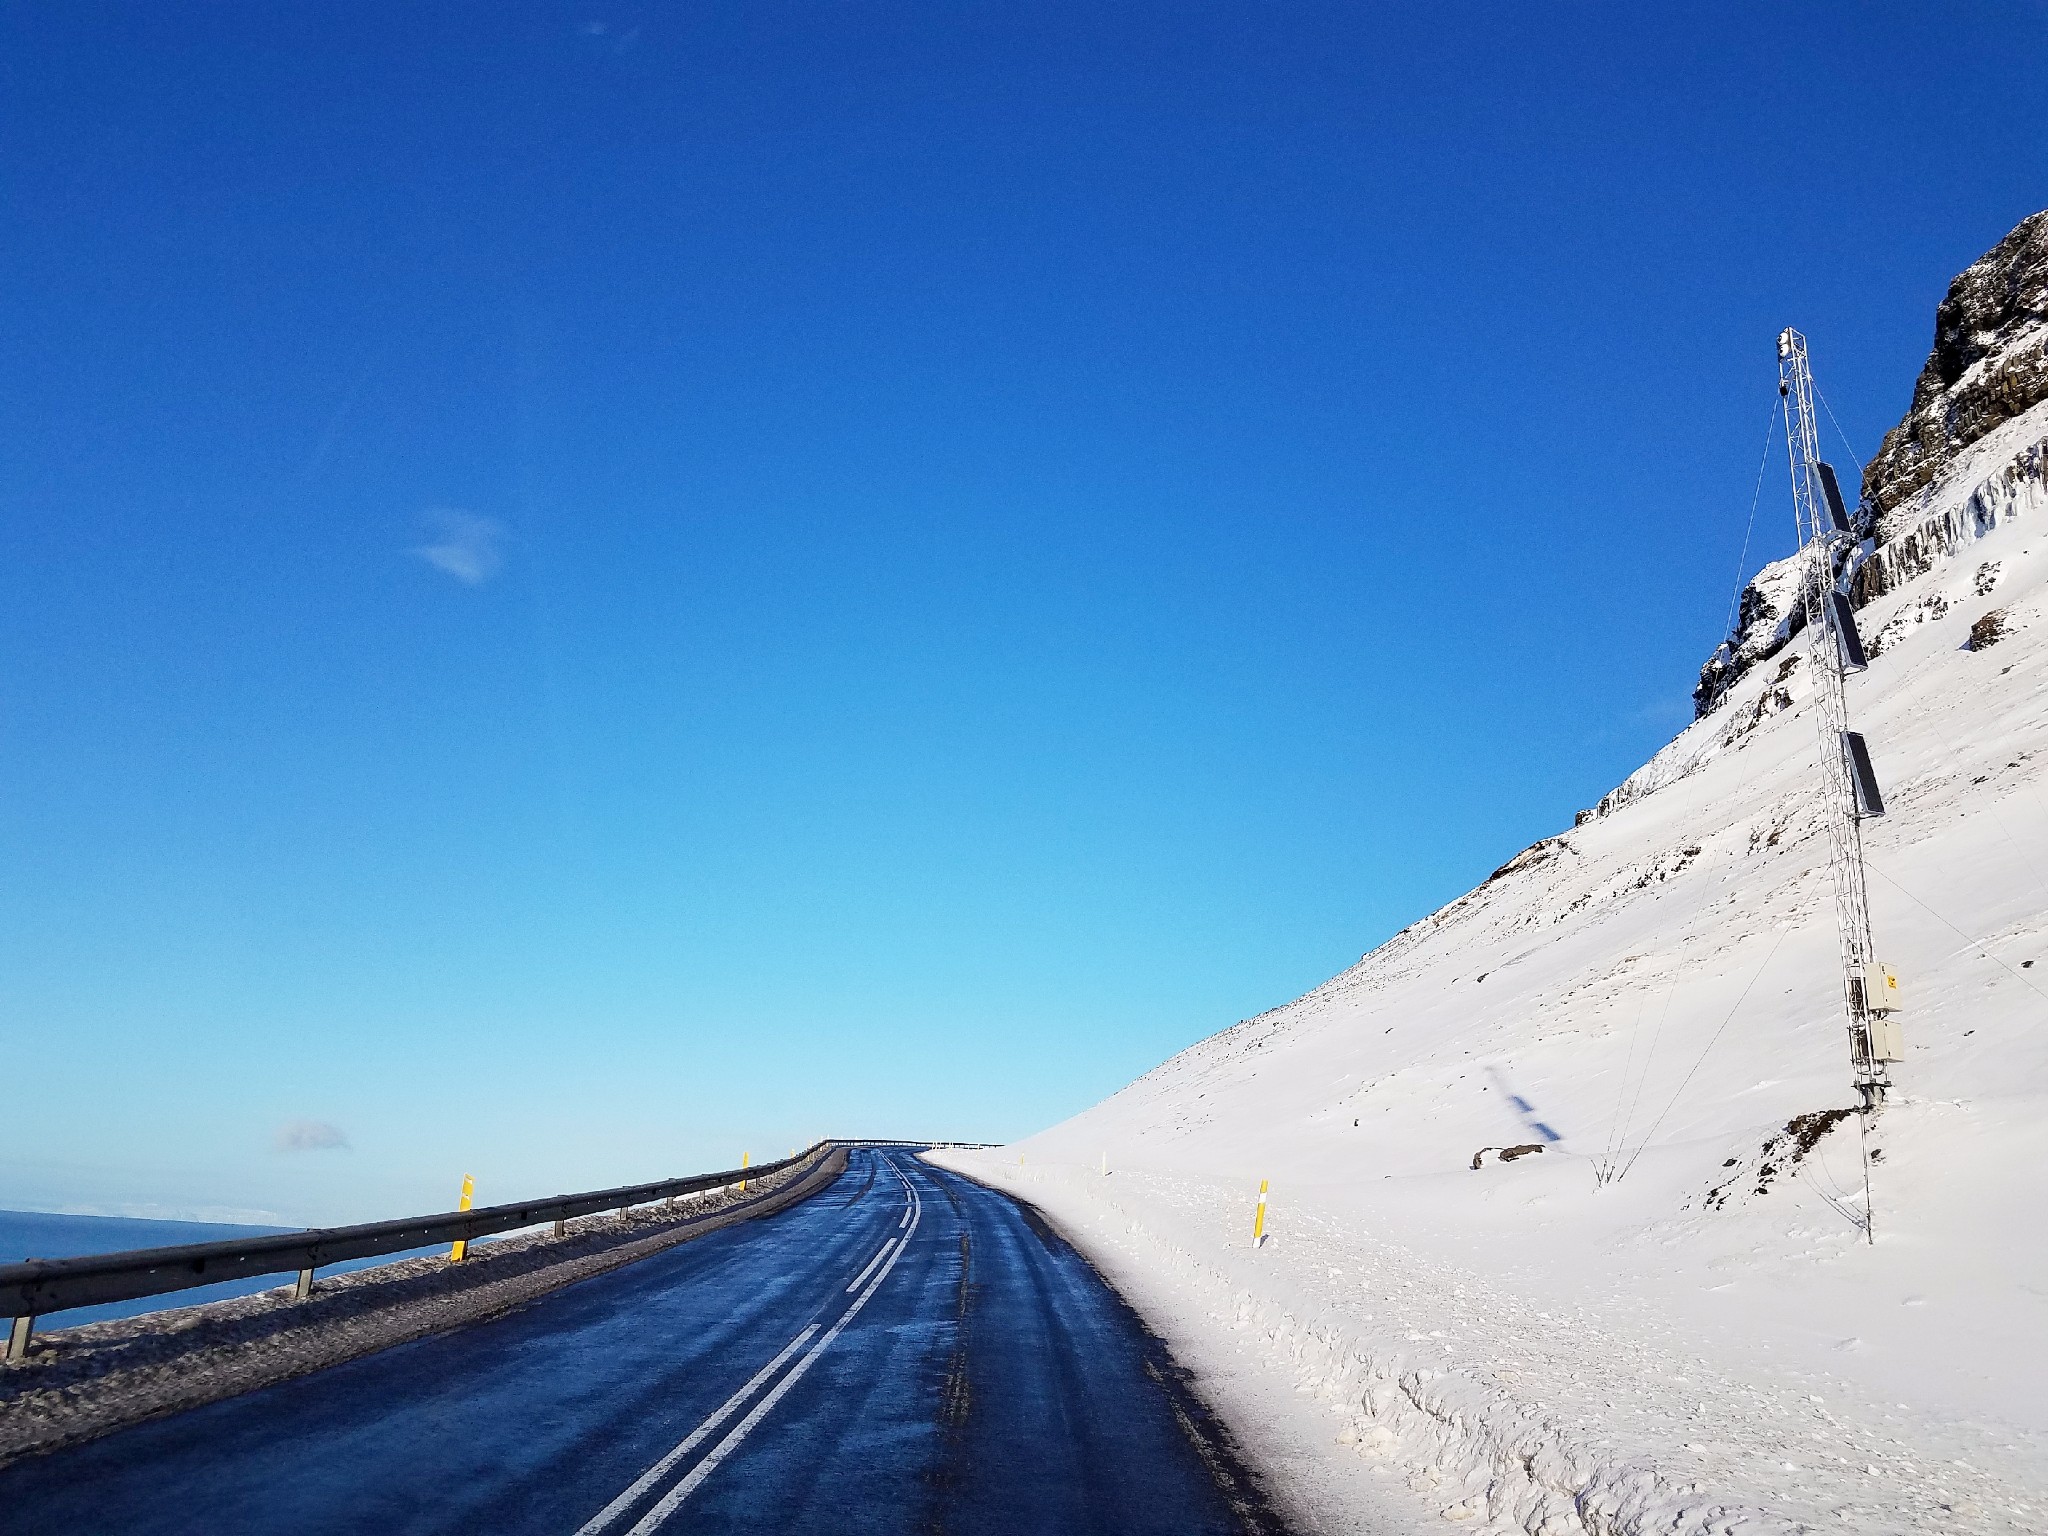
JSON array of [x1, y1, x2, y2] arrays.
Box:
[[0, 1143, 839, 1355], [0, 1136, 1002, 1363]]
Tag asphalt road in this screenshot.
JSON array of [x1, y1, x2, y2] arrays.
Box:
[[0, 1150, 1295, 1535]]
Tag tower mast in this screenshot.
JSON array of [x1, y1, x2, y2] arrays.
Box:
[[1776, 328, 1896, 1115]]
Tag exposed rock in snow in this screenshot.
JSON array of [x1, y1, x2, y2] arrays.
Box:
[[1694, 207, 2048, 720], [1690, 549, 1812, 719], [1968, 607, 2010, 652], [1852, 411, 2048, 607], [1863, 209, 2048, 523]]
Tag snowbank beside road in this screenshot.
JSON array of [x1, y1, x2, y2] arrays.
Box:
[[937, 400, 2048, 1534], [932, 1151, 2042, 1535]]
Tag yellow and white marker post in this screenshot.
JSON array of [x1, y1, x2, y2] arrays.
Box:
[[449, 1174, 475, 1262], [739, 1151, 749, 1193], [1252, 1179, 1269, 1248]]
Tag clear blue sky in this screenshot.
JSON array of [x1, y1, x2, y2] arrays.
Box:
[[2, 4, 2043, 1222]]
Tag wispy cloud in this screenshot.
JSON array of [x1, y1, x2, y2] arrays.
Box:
[[1631, 696, 1695, 732], [274, 1119, 351, 1153], [412, 509, 506, 586], [578, 19, 643, 54]]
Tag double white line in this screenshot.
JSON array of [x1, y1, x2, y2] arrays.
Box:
[[576, 1164, 924, 1536], [845, 1239, 896, 1293]]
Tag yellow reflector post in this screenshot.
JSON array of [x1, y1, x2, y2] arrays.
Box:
[[449, 1174, 475, 1262]]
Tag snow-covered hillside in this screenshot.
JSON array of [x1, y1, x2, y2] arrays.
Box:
[[933, 293, 2048, 1526]]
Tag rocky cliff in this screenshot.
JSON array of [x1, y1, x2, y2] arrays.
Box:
[[1693, 207, 2048, 719], [1861, 209, 2048, 525]]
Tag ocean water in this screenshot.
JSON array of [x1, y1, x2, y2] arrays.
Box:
[[0, 1209, 439, 1329]]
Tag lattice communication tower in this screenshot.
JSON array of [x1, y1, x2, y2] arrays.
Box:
[[1776, 327, 1898, 1111]]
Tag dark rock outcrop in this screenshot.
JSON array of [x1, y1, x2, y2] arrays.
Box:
[[1861, 210, 2048, 522], [1848, 434, 2047, 608], [1967, 608, 2009, 651], [1692, 553, 1813, 717]]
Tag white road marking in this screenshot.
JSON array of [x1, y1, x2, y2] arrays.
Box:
[[624, 1167, 924, 1535], [572, 1324, 822, 1536], [898, 1204, 912, 1230], [844, 1239, 896, 1294]]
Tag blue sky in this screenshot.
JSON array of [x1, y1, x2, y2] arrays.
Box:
[[2, 3, 2044, 1222]]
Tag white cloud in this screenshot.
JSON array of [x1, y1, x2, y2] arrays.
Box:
[[274, 1119, 351, 1153], [412, 508, 506, 586]]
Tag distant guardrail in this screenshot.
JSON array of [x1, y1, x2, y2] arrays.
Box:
[[0, 1137, 991, 1360]]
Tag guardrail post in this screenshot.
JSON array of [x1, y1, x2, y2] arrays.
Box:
[[6, 1314, 31, 1364], [293, 1267, 314, 1301], [553, 1217, 567, 1239]]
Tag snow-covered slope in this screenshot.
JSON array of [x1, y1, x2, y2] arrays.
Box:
[[934, 404, 2048, 1531]]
